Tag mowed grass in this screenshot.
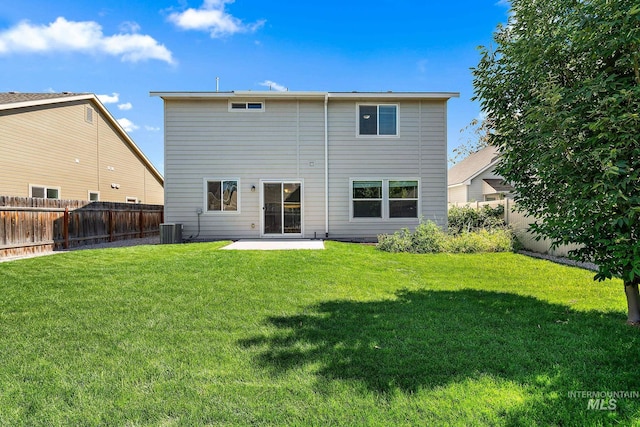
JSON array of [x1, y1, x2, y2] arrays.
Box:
[[0, 241, 639, 426]]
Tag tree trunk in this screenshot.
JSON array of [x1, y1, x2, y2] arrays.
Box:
[[624, 279, 640, 325]]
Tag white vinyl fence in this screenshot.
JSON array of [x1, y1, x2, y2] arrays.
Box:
[[448, 200, 582, 257]]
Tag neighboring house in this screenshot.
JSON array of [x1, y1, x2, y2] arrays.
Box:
[[151, 90, 458, 241], [447, 145, 513, 203], [0, 92, 164, 204]]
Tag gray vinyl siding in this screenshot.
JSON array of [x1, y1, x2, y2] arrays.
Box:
[[163, 99, 326, 239], [327, 100, 448, 240], [162, 96, 449, 241]]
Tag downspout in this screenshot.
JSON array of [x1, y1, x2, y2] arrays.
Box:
[[324, 93, 329, 238]]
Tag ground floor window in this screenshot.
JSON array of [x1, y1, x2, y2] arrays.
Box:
[[30, 184, 60, 199], [388, 180, 418, 218], [206, 179, 238, 212], [351, 178, 419, 219]]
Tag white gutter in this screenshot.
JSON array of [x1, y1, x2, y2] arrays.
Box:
[[324, 94, 329, 238]]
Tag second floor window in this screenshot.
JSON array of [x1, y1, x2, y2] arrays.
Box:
[[358, 104, 398, 136]]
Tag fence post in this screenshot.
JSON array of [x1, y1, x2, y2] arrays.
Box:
[[139, 209, 144, 238], [63, 207, 69, 249], [109, 210, 114, 242], [505, 199, 510, 224]]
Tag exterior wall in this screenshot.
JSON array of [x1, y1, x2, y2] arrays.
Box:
[[162, 96, 449, 241], [467, 168, 503, 202], [448, 184, 467, 204], [163, 98, 326, 239], [327, 99, 448, 240], [0, 100, 163, 204]]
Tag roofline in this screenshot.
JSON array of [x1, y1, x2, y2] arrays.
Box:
[[0, 93, 164, 185], [150, 90, 460, 101], [464, 157, 501, 184], [0, 93, 95, 111]]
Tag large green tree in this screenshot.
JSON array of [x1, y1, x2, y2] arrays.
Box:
[[473, 0, 640, 323]]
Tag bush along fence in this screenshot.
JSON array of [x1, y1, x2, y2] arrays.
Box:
[[0, 196, 163, 259], [448, 199, 582, 257]]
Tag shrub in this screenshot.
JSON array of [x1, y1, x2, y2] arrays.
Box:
[[377, 221, 447, 254], [377, 218, 515, 254], [444, 228, 514, 253], [448, 205, 506, 235]]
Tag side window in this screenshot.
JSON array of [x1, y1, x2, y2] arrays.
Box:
[[206, 180, 238, 212]]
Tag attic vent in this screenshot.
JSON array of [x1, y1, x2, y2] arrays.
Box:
[[85, 106, 94, 124]]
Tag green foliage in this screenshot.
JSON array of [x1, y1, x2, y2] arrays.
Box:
[[445, 228, 515, 253], [377, 219, 514, 254], [472, 0, 640, 287], [448, 205, 506, 235]]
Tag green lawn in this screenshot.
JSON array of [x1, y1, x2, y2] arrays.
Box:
[[0, 242, 638, 426]]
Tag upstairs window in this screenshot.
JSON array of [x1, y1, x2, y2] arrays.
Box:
[[229, 101, 264, 112], [358, 104, 398, 136]]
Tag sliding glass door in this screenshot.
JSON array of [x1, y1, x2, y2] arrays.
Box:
[[263, 181, 302, 236]]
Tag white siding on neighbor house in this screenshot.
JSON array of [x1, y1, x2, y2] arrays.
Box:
[[163, 99, 326, 239], [448, 184, 467, 204], [468, 168, 503, 202], [327, 99, 448, 240]]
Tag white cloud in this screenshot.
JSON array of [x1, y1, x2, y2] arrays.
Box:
[[118, 102, 132, 110], [168, 0, 265, 38], [117, 118, 139, 132], [98, 92, 119, 104], [145, 125, 161, 132], [0, 17, 174, 64], [119, 21, 141, 33], [259, 80, 287, 92]]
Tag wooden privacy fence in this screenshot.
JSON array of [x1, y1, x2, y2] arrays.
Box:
[[0, 196, 164, 259], [448, 199, 582, 257]]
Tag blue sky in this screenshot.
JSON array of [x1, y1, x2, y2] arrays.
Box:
[[0, 0, 510, 175]]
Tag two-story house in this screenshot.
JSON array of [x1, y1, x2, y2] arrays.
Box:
[[0, 92, 164, 204], [151, 91, 458, 241]]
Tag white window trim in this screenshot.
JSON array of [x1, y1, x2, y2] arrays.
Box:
[[29, 184, 61, 200], [88, 191, 100, 201], [126, 197, 139, 204], [228, 100, 265, 112], [349, 178, 420, 221], [356, 103, 400, 138], [203, 178, 241, 214]]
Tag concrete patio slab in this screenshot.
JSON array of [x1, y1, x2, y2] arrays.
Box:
[[221, 239, 325, 250]]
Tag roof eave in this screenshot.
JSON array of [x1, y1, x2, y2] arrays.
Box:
[[0, 94, 95, 111], [150, 91, 460, 101]]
